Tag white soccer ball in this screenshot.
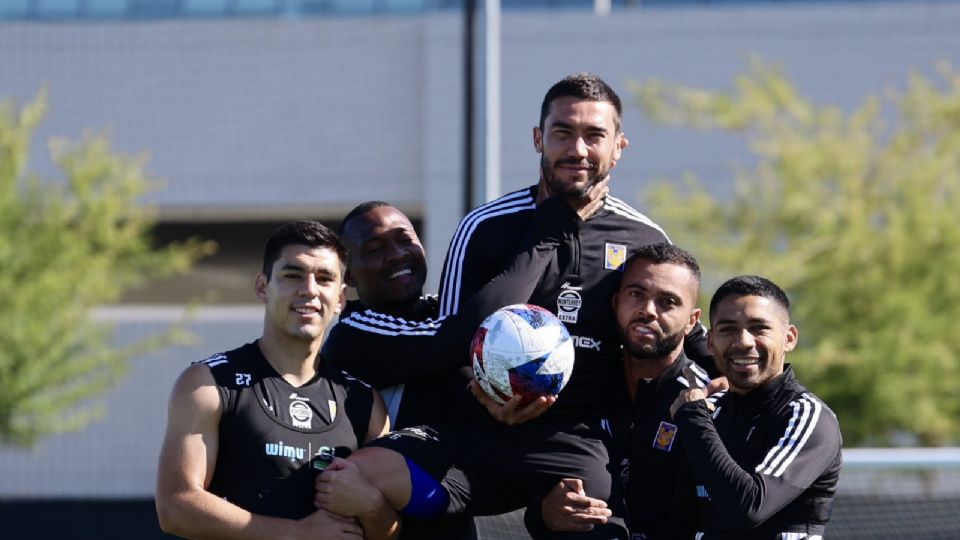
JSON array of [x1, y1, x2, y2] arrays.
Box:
[[470, 304, 575, 405]]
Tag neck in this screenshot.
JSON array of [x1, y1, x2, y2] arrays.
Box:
[[258, 328, 323, 386], [367, 298, 423, 320], [535, 176, 610, 220], [622, 348, 681, 402]]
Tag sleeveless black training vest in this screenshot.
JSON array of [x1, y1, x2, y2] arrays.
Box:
[[197, 341, 374, 519]]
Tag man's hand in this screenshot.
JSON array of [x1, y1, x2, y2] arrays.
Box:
[[468, 379, 555, 426], [670, 366, 724, 418], [541, 478, 611, 532], [297, 508, 363, 539], [573, 180, 610, 221], [705, 375, 729, 396], [315, 458, 386, 519]]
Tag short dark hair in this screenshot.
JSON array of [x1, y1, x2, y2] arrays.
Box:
[[709, 275, 791, 323], [539, 72, 623, 132], [262, 220, 346, 279], [337, 201, 394, 237], [624, 243, 701, 297]]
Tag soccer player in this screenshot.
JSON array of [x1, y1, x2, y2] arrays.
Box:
[[325, 198, 582, 427], [534, 243, 723, 538], [324, 198, 586, 538], [668, 275, 843, 539], [318, 73, 713, 539], [326, 201, 481, 539], [155, 220, 398, 540]]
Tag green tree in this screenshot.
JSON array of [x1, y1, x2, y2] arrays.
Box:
[[0, 93, 215, 446], [631, 61, 960, 446]]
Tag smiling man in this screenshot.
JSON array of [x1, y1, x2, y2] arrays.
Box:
[[327, 201, 456, 429], [156, 220, 396, 540], [320, 73, 720, 540], [668, 275, 843, 539], [324, 200, 582, 540]]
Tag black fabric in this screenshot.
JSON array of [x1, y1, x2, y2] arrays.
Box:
[[671, 366, 843, 539], [606, 353, 712, 538], [200, 341, 374, 519], [367, 419, 622, 529], [438, 186, 713, 425]]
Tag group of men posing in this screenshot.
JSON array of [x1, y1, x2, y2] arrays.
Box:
[[155, 73, 843, 540]]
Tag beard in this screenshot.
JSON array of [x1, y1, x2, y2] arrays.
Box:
[[540, 155, 611, 200], [621, 326, 685, 359]]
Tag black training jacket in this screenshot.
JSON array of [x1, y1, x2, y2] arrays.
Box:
[[671, 366, 842, 539], [438, 185, 709, 424]]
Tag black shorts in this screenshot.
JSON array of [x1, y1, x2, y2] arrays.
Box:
[[366, 419, 616, 517]]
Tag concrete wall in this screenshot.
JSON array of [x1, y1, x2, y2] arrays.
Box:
[[3, 3, 959, 293]]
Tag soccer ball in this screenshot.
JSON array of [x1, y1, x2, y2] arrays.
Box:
[[471, 304, 575, 406]]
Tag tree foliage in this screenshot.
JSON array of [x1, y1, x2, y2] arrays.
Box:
[[0, 93, 215, 446], [631, 61, 960, 446]]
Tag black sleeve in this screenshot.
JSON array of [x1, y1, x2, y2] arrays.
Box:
[[323, 197, 578, 389], [673, 398, 842, 532]]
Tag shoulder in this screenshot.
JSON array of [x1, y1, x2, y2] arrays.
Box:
[[334, 300, 445, 336], [674, 358, 726, 407], [191, 342, 256, 372], [169, 362, 221, 417], [190, 342, 259, 387], [453, 187, 537, 237], [762, 382, 842, 456], [600, 195, 670, 241], [787, 388, 841, 435]]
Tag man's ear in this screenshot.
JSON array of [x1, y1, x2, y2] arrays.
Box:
[[344, 267, 358, 288], [784, 324, 799, 353], [686, 307, 702, 335], [611, 132, 628, 165], [533, 126, 543, 153], [254, 273, 268, 304], [335, 284, 346, 315]]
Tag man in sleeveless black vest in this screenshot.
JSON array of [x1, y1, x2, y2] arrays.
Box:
[[156, 220, 398, 539]]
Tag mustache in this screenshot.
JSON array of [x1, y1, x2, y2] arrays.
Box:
[[553, 158, 597, 169]]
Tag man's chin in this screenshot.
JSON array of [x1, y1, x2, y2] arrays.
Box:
[[549, 178, 601, 200]]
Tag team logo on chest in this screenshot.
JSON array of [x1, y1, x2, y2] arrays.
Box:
[[288, 393, 312, 429], [604, 242, 627, 271], [653, 421, 678, 452], [328, 400, 338, 421]]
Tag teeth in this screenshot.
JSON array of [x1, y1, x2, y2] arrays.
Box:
[[294, 307, 317, 314], [731, 358, 758, 365], [388, 268, 412, 279]]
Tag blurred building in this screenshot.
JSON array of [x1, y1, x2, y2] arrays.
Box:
[[1, 1, 960, 538]]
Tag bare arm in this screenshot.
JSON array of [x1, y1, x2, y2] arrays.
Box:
[[313, 390, 400, 540], [155, 364, 363, 540], [315, 457, 402, 540]]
